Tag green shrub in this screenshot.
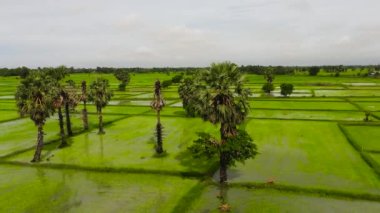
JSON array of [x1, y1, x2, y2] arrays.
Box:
[[309, 66, 320, 76], [171, 74, 183, 83], [280, 83, 294, 97], [162, 80, 172, 88], [262, 83, 274, 94]]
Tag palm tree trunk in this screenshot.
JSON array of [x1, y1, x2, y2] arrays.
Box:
[[58, 107, 67, 147], [98, 106, 104, 134], [31, 123, 44, 162], [65, 102, 73, 136], [220, 151, 228, 183], [219, 122, 228, 183], [82, 100, 88, 130]]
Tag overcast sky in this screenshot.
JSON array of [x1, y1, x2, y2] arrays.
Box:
[[0, 0, 379, 68]]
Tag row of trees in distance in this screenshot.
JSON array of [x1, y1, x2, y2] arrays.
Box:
[[2, 65, 380, 77]]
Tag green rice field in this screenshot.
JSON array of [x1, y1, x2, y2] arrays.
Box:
[[1, 73, 380, 212]]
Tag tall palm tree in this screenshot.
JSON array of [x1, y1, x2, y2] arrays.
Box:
[[181, 62, 257, 183], [53, 95, 66, 147], [178, 77, 201, 117], [150, 80, 165, 154], [88, 78, 113, 134], [61, 81, 80, 136], [81, 81, 89, 130], [15, 71, 59, 162], [204, 62, 251, 182]]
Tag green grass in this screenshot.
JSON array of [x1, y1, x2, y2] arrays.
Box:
[[250, 100, 357, 110], [144, 107, 187, 117], [354, 102, 380, 111], [0, 110, 19, 122], [228, 119, 380, 195], [249, 109, 364, 121], [0, 114, 124, 158], [368, 153, 380, 168], [342, 125, 380, 152], [348, 97, 380, 102], [189, 186, 380, 213], [82, 104, 150, 115], [245, 75, 380, 84], [249, 97, 345, 102], [0, 165, 199, 213], [315, 90, 380, 97], [1, 73, 380, 212], [8, 116, 219, 174], [0, 100, 16, 110]]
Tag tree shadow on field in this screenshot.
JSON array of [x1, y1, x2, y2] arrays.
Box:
[[173, 111, 187, 116], [40, 137, 75, 162], [212, 168, 243, 182], [175, 148, 218, 174]]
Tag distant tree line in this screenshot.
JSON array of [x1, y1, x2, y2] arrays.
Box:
[[2, 65, 380, 77], [0, 66, 202, 77], [240, 65, 380, 75]]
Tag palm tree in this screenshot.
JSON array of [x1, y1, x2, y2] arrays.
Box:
[[81, 81, 89, 130], [88, 78, 113, 134], [15, 71, 59, 162], [182, 62, 257, 183], [178, 77, 201, 117], [53, 95, 66, 147], [151, 80, 165, 154], [61, 81, 80, 136]]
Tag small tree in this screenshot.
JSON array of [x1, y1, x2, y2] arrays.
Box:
[[309, 66, 320, 76], [15, 71, 59, 162], [81, 81, 89, 130], [171, 74, 183, 83], [88, 78, 113, 134], [364, 111, 371, 122], [151, 80, 165, 154], [280, 83, 294, 97], [264, 68, 275, 84], [262, 68, 275, 94], [114, 70, 130, 91], [161, 79, 172, 88], [18, 66, 30, 79], [262, 83, 274, 94]]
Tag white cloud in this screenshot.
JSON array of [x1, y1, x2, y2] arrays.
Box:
[[0, 0, 379, 67]]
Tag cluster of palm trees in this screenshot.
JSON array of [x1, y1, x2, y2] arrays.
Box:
[[15, 62, 257, 184], [15, 67, 112, 162]]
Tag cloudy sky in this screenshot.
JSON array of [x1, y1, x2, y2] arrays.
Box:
[[0, 0, 379, 67]]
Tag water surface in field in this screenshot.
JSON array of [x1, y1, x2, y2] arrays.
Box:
[[0, 165, 198, 212], [342, 83, 379, 86]]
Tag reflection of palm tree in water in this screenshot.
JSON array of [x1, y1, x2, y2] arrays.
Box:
[[156, 171, 165, 209], [217, 183, 231, 212], [99, 134, 104, 160], [34, 168, 81, 211], [84, 133, 89, 159], [36, 167, 47, 184]]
